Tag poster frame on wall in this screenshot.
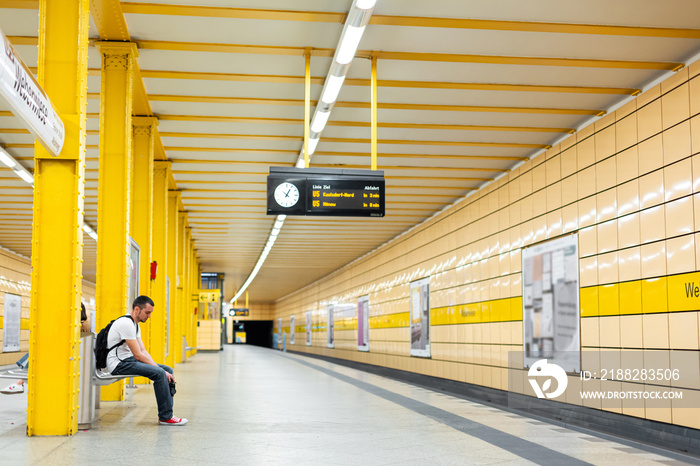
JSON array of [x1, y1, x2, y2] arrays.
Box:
[[522, 233, 580, 373], [410, 277, 431, 358], [327, 304, 335, 348], [305, 311, 312, 346], [2, 292, 22, 352], [290, 315, 295, 345], [357, 295, 370, 352]]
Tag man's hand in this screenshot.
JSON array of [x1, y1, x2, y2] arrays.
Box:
[[166, 372, 175, 383]]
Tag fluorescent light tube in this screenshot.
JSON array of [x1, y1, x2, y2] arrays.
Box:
[[321, 75, 346, 104], [336, 25, 365, 65], [295, 158, 305, 168], [311, 110, 331, 133], [0, 149, 16, 168], [308, 137, 319, 155], [356, 0, 376, 9], [15, 169, 33, 185]]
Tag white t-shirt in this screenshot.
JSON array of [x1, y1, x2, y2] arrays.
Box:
[[105, 315, 140, 373]]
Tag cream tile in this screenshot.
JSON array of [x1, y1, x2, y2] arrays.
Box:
[[580, 256, 598, 287], [562, 203, 578, 233], [692, 75, 700, 116], [661, 83, 690, 130], [639, 205, 665, 244], [599, 316, 621, 347], [597, 219, 618, 253], [668, 312, 699, 350], [532, 189, 546, 217], [577, 166, 596, 199], [666, 234, 695, 275], [616, 146, 639, 184], [532, 163, 546, 191], [664, 159, 693, 203], [665, 195, 693, 237], [617, 213, 640, 249], [580, 317, 600, 347], [598, 251, 619, 284], [638, 134, 663, 176], [546, 182, 561, 211], [616, 113, 638, 153], [642, 314, 669, 349], [579, 225, 597, 258], [692, 116, 700, 158], [638, 170, 664, 209], [546, 211, 562, 239], [577, 137, 595, 170], [595, 125, 616, 162], [620, 315, 643, 348], [619, 247, 641, 281], [545, 156, 561, 185], [560, 146, 577, 178], [640, 241, 667, 278], [578, 197, 597, 228], [520, 195, 533, 222], [663, 121, 692, 165], [561, 175, 578, 206], [637, 99, 662, 141], [596, 189, 617, 223], [616, 180, 640, 217]]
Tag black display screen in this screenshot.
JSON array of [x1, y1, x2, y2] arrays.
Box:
[[306, 178, 384, 217]]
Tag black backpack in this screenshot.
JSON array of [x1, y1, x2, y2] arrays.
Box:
[[94, 315, 134, 370]]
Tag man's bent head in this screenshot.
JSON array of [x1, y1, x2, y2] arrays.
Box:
[[132, 295, 155, 323]]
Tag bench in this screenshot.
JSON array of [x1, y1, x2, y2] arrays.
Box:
[[0, 368, 28, 381], [182, 336, 200, 359]]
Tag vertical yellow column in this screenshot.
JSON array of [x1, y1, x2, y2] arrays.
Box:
[[96, 41, 138, 401], [184, 227, 193, 357], [131, 117, 155, 346], [166, 190, 180, 367], [191, 242, 199, 354], [28, 0, 90, 436], [177, 212, 187, 362], [150, 162, 169, 364], [371, 53, 378, 171]]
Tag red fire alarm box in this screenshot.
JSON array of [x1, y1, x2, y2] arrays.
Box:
[[150, 261, 158, 280]]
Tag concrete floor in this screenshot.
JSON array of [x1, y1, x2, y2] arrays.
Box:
[[0, 345, 698, 465]]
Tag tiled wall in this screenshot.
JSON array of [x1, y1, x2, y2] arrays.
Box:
[[0, 247, 97, 366], [275, 61, 700, 429]]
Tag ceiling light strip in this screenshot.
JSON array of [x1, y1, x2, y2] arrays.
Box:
[[231, 0, 376, 303]]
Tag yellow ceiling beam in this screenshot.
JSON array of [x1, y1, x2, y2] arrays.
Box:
[[156, 115, 574, 133], [118, 3, 700, 39], [166, 153, 526, 163], [136, 68, 638, 95], [158, 131, 548, 149], [7, 35, 685, 70], [144, 94, 602, 114]]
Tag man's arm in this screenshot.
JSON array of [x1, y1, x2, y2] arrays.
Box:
[[124, 339, 175, 382]]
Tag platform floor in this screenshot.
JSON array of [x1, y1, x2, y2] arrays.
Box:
[[0, 345, 698, 465]]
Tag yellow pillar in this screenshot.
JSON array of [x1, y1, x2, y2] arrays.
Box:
[[28, 0, 90, 436], [96, 41, 138, 401], [166, 190, 180, 367], [131, 117, 155, 349], [177, 212, 187, 362], [150, 162, 169, 364], [190, 240, 199, 354], [184, 227, 193, 357]]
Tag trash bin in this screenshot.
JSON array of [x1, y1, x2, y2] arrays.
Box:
[[78, 334, 95, 429]]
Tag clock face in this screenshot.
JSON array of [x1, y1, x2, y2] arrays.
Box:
[[274, 182, 300, 208]]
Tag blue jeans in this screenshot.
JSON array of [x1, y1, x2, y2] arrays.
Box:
[[112, 357, 174, 420]]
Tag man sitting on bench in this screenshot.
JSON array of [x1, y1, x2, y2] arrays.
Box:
[[108, 295, 187, 426]]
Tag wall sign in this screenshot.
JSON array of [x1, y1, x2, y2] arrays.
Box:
[[267, 167, 385, 217], [3, 293, 22, 352], [0, 28, 64, 156]]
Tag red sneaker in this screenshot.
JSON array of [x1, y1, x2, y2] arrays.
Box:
[[158, 416, 188, 426]]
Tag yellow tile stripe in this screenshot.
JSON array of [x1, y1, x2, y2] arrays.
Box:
[[581, 271, 700, 317], [432, 297, 523, 325], [0, 317, 30, 329]]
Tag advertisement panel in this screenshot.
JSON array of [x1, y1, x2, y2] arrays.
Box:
[[522, 233, 580, 372], [357, 295, 369, 352], [410, 278, 430, 358]]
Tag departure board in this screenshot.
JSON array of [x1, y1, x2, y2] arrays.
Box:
[[307, 178, 384, 217], [267, 167, 385, 217]]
